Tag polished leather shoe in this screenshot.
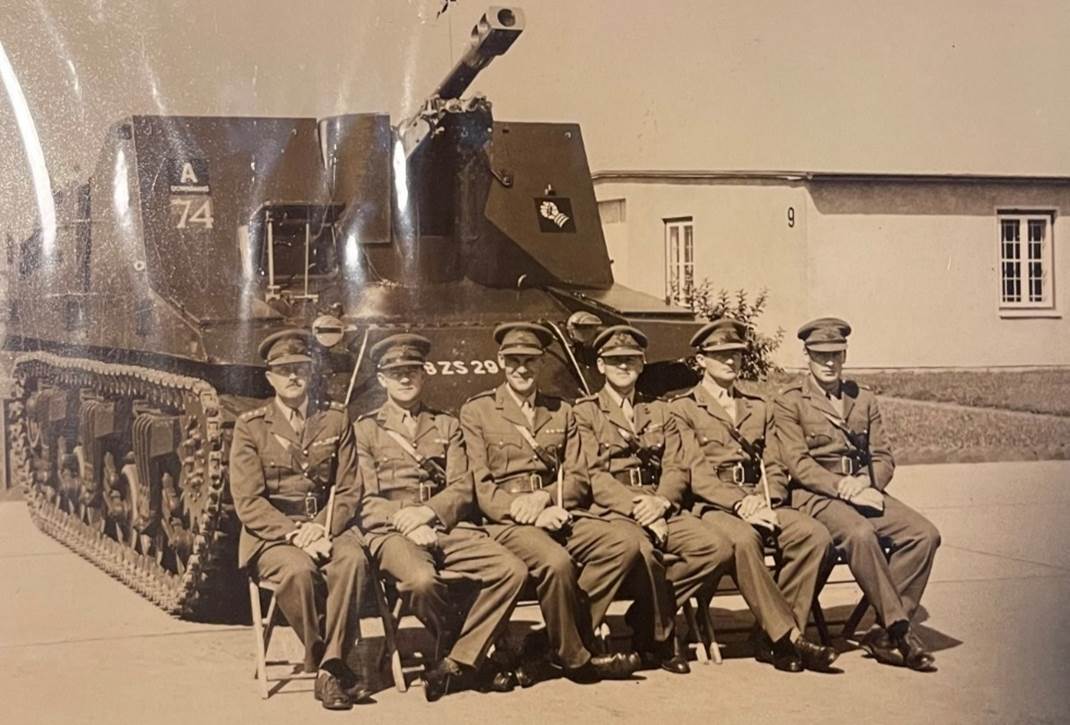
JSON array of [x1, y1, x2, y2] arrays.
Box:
[[313, 671, 353, 711], [513, 646, 556, 688], [794, 637, 838, 672], [768, 635, 803, 673], [588, 652, 639, 680], [894, 628, 937, 672], [423, 658, 465, 703], [474, 660, 517, 693], [860, 628, 903, 666], [639, 639, 691, 675], [334, 663, 373, 703]]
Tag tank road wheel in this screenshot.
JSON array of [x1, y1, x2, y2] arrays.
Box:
[[10, 353, 234, 619]]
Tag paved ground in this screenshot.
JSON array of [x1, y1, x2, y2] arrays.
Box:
[[2, 461, 1068, 724]]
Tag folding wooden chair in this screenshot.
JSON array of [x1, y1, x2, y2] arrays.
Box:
[[374, 564, 481, 693], [249, 553, 402, 699], [811, 541, 896, 645]]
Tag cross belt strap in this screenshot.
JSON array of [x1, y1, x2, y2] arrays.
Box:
[[384, 428, 448, 488], [511, 423, 560, 474]]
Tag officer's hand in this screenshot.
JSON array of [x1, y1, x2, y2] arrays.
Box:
[[510, 490, 552, 525], [735, 494, 766, 519], [631, 495, 671, 527], [406, 525, 438, 549], [392, 506, 436, 535], [292, 522, 327, 549], [647, 518, 669, 547], [534, 505, 570, 532], [836, 475, 869, 500], [303, 536, 332, 563]]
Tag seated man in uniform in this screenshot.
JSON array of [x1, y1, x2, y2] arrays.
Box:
[[573, 324, 725, 675], [459, 322, 640, 685], [775, 317, 940, 672], [353, 333, 528, 702], [671, 318, 838, 673], [230, 329, 371, 710]]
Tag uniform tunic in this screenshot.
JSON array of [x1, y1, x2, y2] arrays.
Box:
[[671, 383, 833, 641], [353, 401, 526, 669], [775, 376, 941, 625], [230, 399, 367, 672]]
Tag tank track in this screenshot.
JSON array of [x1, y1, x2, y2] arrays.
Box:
[[8, 352, 234, 619]]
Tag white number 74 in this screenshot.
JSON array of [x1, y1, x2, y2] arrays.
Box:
[[171, 198, 214, 230]]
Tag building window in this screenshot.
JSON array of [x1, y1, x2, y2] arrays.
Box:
[[598, 198, 626, 224], [999, 211, 1054, 308], [665, 217, 694, 306]]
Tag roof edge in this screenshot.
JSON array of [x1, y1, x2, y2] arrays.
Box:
[[591, 169, 1070, 185]]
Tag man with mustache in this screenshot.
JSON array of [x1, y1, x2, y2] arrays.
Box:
[[230, 329, 371, 710]]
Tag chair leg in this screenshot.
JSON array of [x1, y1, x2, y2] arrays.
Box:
[[842, 596, 871, 641], [810, 556, 835, 646], [249, 581, 270, 700], [682, 600, 710, 665], [376, 581, 405, 693], [694, 593, 722, 665]]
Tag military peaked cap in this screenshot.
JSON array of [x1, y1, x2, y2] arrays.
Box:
[[494, 322, 553, 355], [797, 317, 851, 352], [691, 318, 748, 352], [371, 333, 432, 370], [258, 329, 313, 366], [593, 324, 648, 357]]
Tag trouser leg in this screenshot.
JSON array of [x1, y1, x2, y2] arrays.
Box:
[[253, 543, 326, 672], [370, 531, 450, 643], [436, 529, 528, 668], [773, 508, 834, 631], [319, 529, 369, 665], [699, 510, 797, 642], [808, 498, 909, 627], [869, 496, 941, 620], [489, 523, 590, 669], [564, 517, 643, 630], [663, 512, 731, 609], [612, 518, 676, 645]]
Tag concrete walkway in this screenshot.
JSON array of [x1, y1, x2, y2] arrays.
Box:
[[1, 461, 1068, 724]]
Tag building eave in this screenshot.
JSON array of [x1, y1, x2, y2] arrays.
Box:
[[591, 169, 1070, 185]]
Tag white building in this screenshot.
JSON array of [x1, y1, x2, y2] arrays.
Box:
[[595, 171, 1070, 370]]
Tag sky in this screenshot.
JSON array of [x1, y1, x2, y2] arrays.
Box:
[[1, 0, 1068, 238]]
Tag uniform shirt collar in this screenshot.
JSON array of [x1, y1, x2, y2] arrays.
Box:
[[701, 377, 735, 406], [603, 385, 635, 409], [383, 398, 422, 419], [505, 384, 536, 410], [274, 396, 308, 421], [808, 374, 843, 400]]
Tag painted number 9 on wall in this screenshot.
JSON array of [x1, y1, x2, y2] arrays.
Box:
[[423, 360, 501, 376], [787, 206, 795, 228]]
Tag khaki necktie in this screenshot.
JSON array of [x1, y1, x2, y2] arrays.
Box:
[[621, 397, 636, 431], [289, 407, 305, 436], [521, 399, 535, 427], [402, 410, 417, 438]]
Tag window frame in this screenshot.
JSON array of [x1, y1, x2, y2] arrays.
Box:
[[997, 209, 1056, 312], [664, 216, 694, 307]]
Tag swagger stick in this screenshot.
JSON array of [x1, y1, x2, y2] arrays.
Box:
[[325, 328, 371, 536]]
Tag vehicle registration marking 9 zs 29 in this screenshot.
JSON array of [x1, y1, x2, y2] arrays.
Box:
[[423, 360, 501, 376]]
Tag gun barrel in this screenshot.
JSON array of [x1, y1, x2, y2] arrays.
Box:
[[434, 6, 525, 100]]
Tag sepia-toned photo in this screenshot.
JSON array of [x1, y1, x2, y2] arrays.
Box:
[[0, 1, 1067, 723]]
